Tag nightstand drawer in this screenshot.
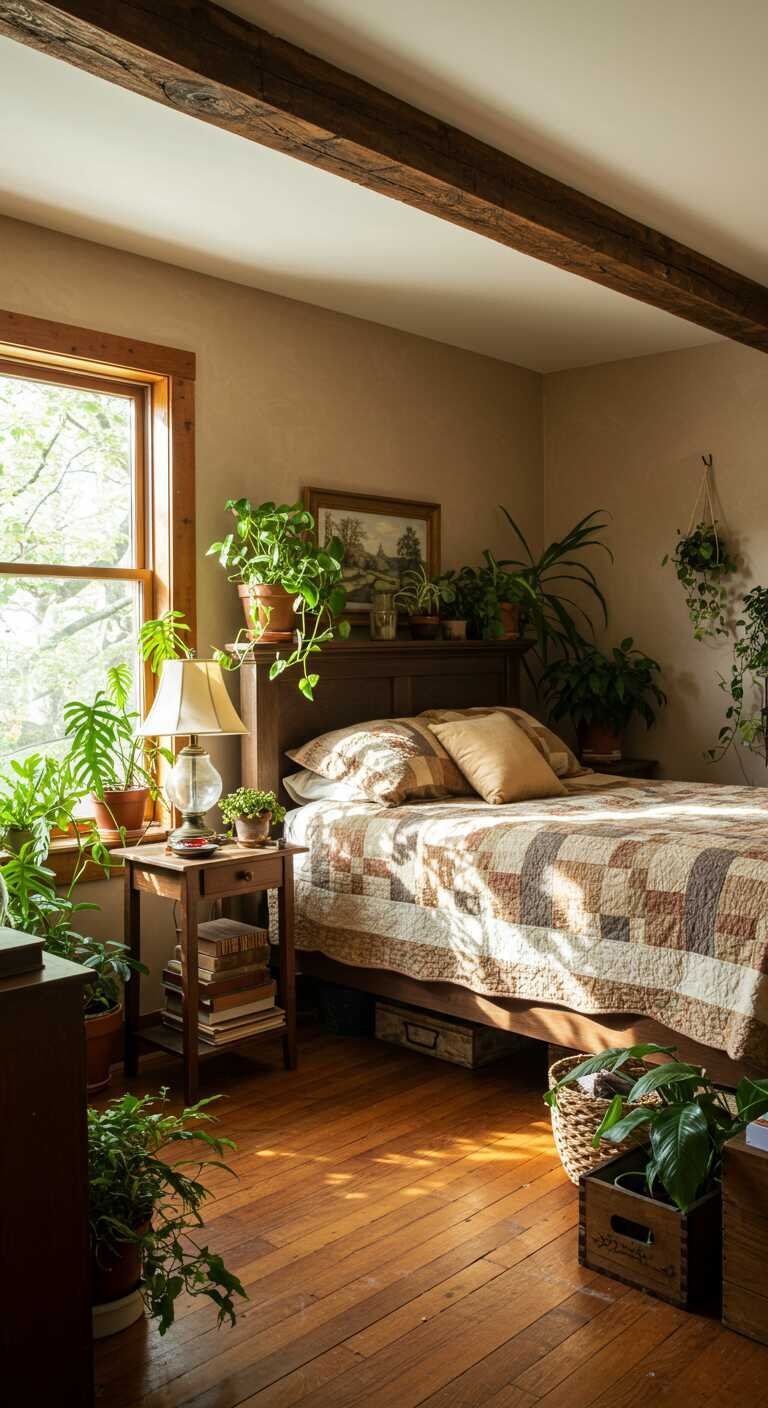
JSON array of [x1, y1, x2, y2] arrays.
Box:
[[202, 857, 283, 896]]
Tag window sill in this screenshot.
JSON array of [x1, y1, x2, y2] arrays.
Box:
[[1, 825, 169, 887]]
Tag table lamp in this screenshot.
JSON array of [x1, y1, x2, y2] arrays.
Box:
[[137, 659, 247, 847]]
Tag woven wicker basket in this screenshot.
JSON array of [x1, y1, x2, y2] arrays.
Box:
[[548, 1053, 656, 1184]]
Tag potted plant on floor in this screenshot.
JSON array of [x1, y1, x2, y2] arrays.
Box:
[[548, 1046, 768, 1308], [209, 499, 350, 699], [219, 787, 286, 845], [64, 663, 172, 839], [1, 838, 144, 1091], [541, 637, 666, 762], [89, 1088, 247, 1338], [394, 564, 454, 639]]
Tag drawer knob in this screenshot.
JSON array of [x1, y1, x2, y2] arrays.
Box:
[[236, 869, 253, 882]]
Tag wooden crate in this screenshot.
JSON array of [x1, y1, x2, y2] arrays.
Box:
[[723, 1132, 768, 1344], [579, 1145, 721, 1310], [375, 1000, 526, 1069]]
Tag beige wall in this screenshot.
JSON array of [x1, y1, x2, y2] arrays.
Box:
[[0, 214, 544, 1006], [543, 340, 768, 784]]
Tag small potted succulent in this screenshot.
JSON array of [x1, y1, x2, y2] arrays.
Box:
[[89, 1089, 246, 1339], [394, 564, 451, 639], [541, 637, 666, 761], [663, 520, 737, 641], [220, 787, 286, 845], [64, 664, 172, 840]]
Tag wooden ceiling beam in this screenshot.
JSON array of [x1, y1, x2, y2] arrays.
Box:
[[2, 0, 768, 350]]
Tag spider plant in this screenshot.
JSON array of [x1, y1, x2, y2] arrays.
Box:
[[498, 508, 612, 660]]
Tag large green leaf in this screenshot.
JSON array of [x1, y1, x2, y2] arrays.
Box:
[[544, 1043, 675, 1106], [627, 1061, 703, 1103], [594, 1104, 653, 1149], [735, 1076, 768, 1124], [650, 1103, 711, 1211]]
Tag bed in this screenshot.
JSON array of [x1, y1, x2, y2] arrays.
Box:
[[239, 639, 768, 1082]]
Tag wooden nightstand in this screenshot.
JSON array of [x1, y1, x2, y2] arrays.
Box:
[[115, 840, 307, 1103], [583, 757, 658, 779]]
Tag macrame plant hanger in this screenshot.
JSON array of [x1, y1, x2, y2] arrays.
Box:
[[687, 454, 721, 552]]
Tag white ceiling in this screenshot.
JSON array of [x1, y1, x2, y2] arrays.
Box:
[[0, 1, 765, 372]]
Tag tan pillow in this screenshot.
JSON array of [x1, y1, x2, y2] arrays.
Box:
[[287, 716, 474, 805], [428, 712, 567, 805], [421, 705, 588, 778]]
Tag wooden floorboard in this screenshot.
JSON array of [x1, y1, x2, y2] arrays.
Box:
[[94, 1027, 768, 1408]]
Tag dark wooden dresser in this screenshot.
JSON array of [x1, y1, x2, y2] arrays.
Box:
[[0, 951, 93, 1405]]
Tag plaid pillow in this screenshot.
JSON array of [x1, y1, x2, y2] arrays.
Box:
[[419, 706, 588, 778], [287, 717, 474, 805]]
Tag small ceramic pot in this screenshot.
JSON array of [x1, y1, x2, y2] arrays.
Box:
[[240, 583, 297, 641], [90, 788, 149, 842], [498, 602, 521, 639], [581, 723, 623, 761], [442, 619, 467, 640], [234, 811, 272, 845], [85, 1002, 123, 1093], [409, 615, 440, 640]]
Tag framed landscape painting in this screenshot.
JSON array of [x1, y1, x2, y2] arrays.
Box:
[[304, 488, 441, 613]]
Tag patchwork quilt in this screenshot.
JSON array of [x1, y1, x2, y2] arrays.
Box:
[[284, 779, 768, 1067]]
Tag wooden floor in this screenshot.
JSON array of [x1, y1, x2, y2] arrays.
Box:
[[95, 1026, 768, 1408]]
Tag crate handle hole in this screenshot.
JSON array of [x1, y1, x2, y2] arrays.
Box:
[[404, 1022, 438, 1050], [611, 1214, 654, 1245]]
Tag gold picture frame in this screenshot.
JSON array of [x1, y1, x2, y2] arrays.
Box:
[[303, 487, 441, 614]]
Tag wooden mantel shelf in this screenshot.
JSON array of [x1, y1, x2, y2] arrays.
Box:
[[229, 638, 534, 659]]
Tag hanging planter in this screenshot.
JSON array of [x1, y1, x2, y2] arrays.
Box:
[[662, 456, 736, 640]]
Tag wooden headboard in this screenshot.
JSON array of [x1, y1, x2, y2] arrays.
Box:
[[238, 638, 532, 804]]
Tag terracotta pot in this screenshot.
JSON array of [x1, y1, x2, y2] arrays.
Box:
[[498, 602, 521, 639], [91, 1225, 148, 1307], [442, 619, 467, 641], [239, 582, 297, 641], [85, 1002, 123, 1094], [409, 615, 440, 640], [581, 722, 623, 761], [234, 811, 272, 845], [90, 788, 149, 842], [3, 826, 34, 853]]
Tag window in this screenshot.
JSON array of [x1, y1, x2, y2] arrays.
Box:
[[0, 361, 151, 763], [0, 309, 196, 786]]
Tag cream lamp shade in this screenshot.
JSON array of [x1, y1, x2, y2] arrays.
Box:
[[136, 659, 247, 737]]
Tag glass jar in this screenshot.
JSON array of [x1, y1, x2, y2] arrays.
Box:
[[370, 590, 397, 641]]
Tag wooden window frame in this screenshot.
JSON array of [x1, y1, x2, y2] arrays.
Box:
[[0, 308, 196, 872]]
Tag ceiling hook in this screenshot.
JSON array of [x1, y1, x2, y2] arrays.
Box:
[[702, 453, 713, 469]]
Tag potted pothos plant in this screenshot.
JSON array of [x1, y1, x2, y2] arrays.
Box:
[[64, 663, 172, 839], [663, 520, 737, 640], [208, 499, 350, 700], [0, 842, 145, 1091], [88, 1089, 246, 1338], [541, 637, 666, 761], [548, 1045, 768, 1307], [220, 787, 286, 845], [706, 584, 768, 772], [394, 564, 454, 639]]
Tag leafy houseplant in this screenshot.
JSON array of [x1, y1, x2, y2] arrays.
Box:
[[541, 637, 666, 760], [64, 663, 172, 839], [88, 1089, 246, 1337], [220, 787, 286, 845], [499, 508, 612, 663], [663, 521, 737, 641], [209, 499, 350, 700], [394, 564, 453, 639], [706, 584, 768, 773], [0, 842, 146, 1091], [547, 1044, 768, 1213], [0, 751, 86, 858], [449, 553, 536, 641]]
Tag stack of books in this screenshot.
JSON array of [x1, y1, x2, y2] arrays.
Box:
[[161, 917, 284, 1046]]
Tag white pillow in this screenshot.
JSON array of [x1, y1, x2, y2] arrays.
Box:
[[283, 769, 361, 804]]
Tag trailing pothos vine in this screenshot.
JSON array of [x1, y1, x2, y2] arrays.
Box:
[[706, 585, 768, 771], [663, 520, 737, 640]]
